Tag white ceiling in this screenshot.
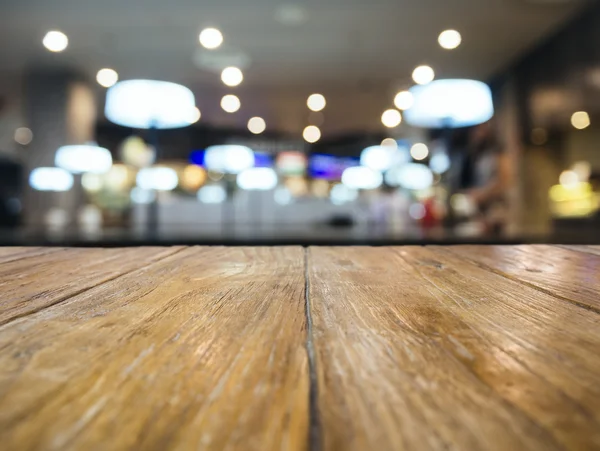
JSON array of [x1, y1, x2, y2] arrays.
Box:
[[0, 0, 586, 134]]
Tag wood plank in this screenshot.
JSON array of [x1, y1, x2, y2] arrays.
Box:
[[0, 247, 308, 451], [0, 246, 181, 326], [556, 244, 600, 257], [0, 246, 62, 265], [447, 245, 600, 312], [308, 246, 600, 451]]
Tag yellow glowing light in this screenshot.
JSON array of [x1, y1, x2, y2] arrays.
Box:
[[221, 94, 240, 113], [199, 28, 223, 49], [571, 111, 590, 130], [105, 165, 131, 191], [438, 30, 462, 50], [191, 107, 201, 123], [311, 179, 330, 198], [381, 109, 402, 128], [96, 68, 119, 88], [285, 176, 309, 196], [82, 173, 103, 192], [248, 117, 266, 134], [181, 165, 207, 191], [303, 125, 321, 143], [412, 65, 435, 85], [43, 30, 68, 52], [410, 143, 429, 161], [549, 182, 597, 218], [221, 67, 243, 87], [307, 94, 326, 112], [394, 91, 414, 110]]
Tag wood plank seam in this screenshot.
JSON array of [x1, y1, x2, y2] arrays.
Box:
[[441, 246, 600, 316], [0, 246, 187, 328], [304, 247, 323, 451]]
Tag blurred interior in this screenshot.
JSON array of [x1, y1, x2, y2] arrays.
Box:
[[0, 0, 599, 244]]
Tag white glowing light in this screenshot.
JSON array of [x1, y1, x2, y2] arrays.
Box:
[[82, 173, 103, 192], [341, 166, 383, 190], [330, 183, 358, 205], [43, 31, 68, 52], [385, 163, 433, 190], [221, 94, 241, 113], [381, 138, 397, 148], [559, 170, 579, 187], [237, 167, 278, 191], [412, 65, 435, 85], [404, 79, 494, 128], [394, 91, 414, 110], [55, 144, 113, 174], [204, 145, 255, 174], [571, 111, 590, 130], [221, 67, 243, 87], [14, 127, 33, 145], [303, 125, 321, 143], [30, 167, 73, 192], [198, 185, 227, 204], [96, 68, 119, 88], [410, 143, 429, 161], [438, 30, 462, 50], [429, 153, 451, 173], [105, 80, 196, 129], [307, 94, 326, 112], [136, 167, 178, 191], [360, 146, 396, 172], [131, 187, 156, 204], [199, 28, 223, 49], [248, 117, 266, 134], [381, 109, 402, 128]]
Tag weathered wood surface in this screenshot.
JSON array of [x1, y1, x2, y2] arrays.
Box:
[[0, 245, 599, 451], [0, 247, 308, 451]]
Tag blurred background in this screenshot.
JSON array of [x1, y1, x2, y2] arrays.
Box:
[[0, 0, 599, 244]]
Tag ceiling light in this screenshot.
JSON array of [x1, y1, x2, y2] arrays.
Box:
[[380, 138, 397, 148], [221, 66, 243, 87], [237, 167, 278, 191], [14, 127, 33, 145], [42, 30, 68, 52], [221, 94, 240, 113], [96, 68, 118, 88], [571, 111, 590, 130], [404, 79, 494, 128], [438, 30, 462, 50], [136, 167, 178, 191], [105, 80, 196, 129], [248, 117, 266, 134], [394, 91, 414, 110], [204, 145, 255, 174], [307, 94, 326, 112], [412, 65, 435, 85], [381, 109, 402, 128], [199, 28, 223, 49], [303, 125, 321, 143], [410, 143, 429, 160]]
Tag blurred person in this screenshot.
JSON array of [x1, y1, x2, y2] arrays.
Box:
[[455, 121, 511, 235]]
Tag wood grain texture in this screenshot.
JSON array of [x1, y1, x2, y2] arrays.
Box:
[[0, 247, 308, 451], [308, 246, 600, 451], [0, 246, 181, 326], [448, 245, 600, 313]]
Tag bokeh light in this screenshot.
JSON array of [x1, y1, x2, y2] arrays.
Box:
[[438, 30, 462, 50], [29, 167, 73, 191], [412, 65, 435, 85], [96, 68, 119, 88], [307, 94, 326, 112], [55, 144, 113, 174], [381, 109, 402, 128], [221, 67, 243, 87], [248, 117, 266, 134], [221, 94, 241, 113], [385, 163, 433, 190], [43, 31, 68, 52], [330, 184, 358, 205], [199, 28, 223, 49], [341, 166, 383, 190], [198, 185, 227, 204], [303, 125, 321, 143], [181, 165, 207, 191], [204, 145, 254, 174], [571, 111, 590, 130], [410, 143, 429, 161], [394, 91, 414, 110], [136, 167, 178, 191], [14, 127, 33, 145], [237, 168, 278, 190]]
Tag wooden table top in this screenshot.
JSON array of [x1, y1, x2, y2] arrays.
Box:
[[1, 245, 599, 450]]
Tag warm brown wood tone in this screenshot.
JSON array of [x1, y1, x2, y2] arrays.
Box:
[[448, 245, 600, 312], [1, 245, 600, 451], [0, 247, 308, 451], [308, 246, 600, 451]]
